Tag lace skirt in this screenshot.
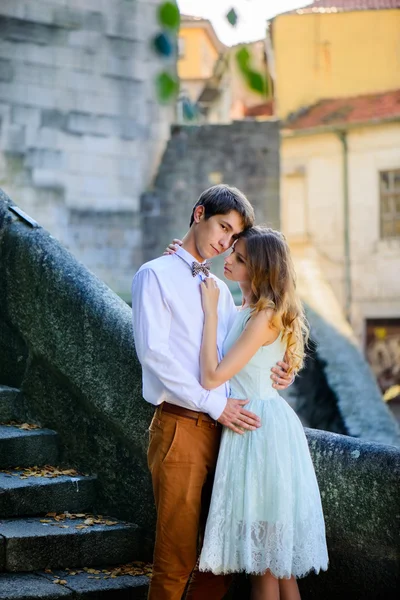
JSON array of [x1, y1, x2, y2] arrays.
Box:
[[199, 394, 329, 578]]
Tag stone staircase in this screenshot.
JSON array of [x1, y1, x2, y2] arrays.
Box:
[[0, 385, 150, 598]]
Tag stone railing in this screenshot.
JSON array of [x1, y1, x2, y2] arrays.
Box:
[[0, 189, 155, 552], [0, 189, 398, 596]]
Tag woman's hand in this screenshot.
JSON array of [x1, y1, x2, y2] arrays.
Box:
[[163, 238, 183, 256], [200, 278, 220, 315]]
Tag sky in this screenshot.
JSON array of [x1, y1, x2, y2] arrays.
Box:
[[177, 0, 312, 46]]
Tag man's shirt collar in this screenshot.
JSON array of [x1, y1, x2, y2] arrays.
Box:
[[175, 246, 209, 268]]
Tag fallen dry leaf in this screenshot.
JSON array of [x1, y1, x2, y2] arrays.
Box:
[[0, 421, 40, 430], [12, 465, 85, 480]]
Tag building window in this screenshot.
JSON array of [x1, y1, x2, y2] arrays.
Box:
[[178, 37, 185, 58], [379, 169, 400, 239], [366, 318, 400, 409]]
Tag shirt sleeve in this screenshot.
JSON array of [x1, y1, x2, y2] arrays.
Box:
[[131, 268, 227, 420]]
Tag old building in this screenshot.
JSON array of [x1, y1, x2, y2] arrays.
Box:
[[177, 14, 223, 106], [267, 0, 400, 403], [177, 16, 272, 123]]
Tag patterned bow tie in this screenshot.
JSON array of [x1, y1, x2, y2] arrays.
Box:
[[192, 261, 211, 278]]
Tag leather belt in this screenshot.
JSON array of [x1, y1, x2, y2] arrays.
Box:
[[159, 402, 221, 428]]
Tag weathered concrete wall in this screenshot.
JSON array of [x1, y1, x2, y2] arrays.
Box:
[[1, 190, 399, 596], [141, 120, 280, 279], [0, 0, 174, 299]]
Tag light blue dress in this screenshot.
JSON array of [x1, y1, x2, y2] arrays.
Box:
[[199, 307, 329, 578]]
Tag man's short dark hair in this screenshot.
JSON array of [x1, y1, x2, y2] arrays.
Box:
[[189, 184, 255, 230]]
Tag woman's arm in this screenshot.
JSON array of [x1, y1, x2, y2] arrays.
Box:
[[200, 280, 279, 390]]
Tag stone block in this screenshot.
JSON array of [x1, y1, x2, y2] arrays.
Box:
[[0, 386, 25, 422], [0, 58, 14, 83], [1, 516, 142, 571], [0, 82, 57, 109], [0, 426, 59, 469], [66, 111, 94, 135], [33, 127, 62, 149], [14, 63, 58, 88], [11, 106, 41, 130], [107, 37, 138, 59], [0, 573, 73, 599], [119, 156, 139, 179], [4, 41, 54, 67], [83, 11, 106, 32], [32, 169, 65, 190], [52, 46, 95, 73], [0, 470, 97, 518], [40, 109, 68, 130], [102, 55, 137, 81], [119, 117, 141, 140], [0, 16, 56, 46], [2, 124, 26, 155], [0, 0, 54, 25], [23, 1, 55, 26], [52, 7, 82, 29], [67, 30, 101, 53], [0, 0, 25, 21], [105, 15, 138, 41], [82, 176, 114, 196], [81, 134, 126, 157], [66, 112, 118, 137], [42, 569, 149, 599], [24, 149, 64, 170], [64, 70, 99, 93]]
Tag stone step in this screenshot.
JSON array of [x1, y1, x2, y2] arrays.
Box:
[[0, 570, 149, 599], [0, 471, 97, 518], [0, 386, 25, 422], [0, 516, 142, 572], [0, 425, 59, 468]]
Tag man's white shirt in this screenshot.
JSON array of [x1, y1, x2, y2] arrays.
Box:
[[131, 246, 237, 420]]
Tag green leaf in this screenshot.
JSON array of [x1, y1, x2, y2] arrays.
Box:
[[153, 32, 174, 57], [235, 47, 251, 71], [235, 47, 270, 97], [245, 70, 267, 95], [158, 2, 180, 30], [226, 8, 238, 27], [155, 72, 179, 102]]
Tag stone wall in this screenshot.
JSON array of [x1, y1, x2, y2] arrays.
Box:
[[0, 0, 174, 299], [141, 120, 280, 280]]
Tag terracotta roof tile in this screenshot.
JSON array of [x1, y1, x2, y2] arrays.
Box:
[[290, 0, 400, 14], [285, 89, 400, 130], [244, 101, 274, 118]]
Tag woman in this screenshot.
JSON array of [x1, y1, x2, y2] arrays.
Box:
[[168, 227, 328, 600]]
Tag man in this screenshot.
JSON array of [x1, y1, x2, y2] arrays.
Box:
[[132, 185, 292, 600]]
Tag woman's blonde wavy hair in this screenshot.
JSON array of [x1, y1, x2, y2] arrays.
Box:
[[240, 226, 309, 375]]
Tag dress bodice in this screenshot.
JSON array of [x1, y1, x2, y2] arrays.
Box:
[[223, 307, 287, 400]]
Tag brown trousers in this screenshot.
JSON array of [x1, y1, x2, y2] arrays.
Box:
[[147, 406, 232, 600]]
